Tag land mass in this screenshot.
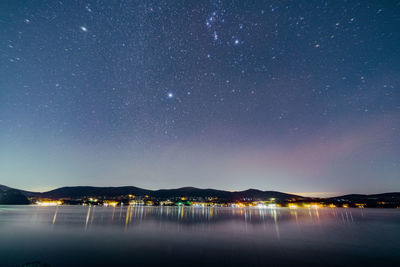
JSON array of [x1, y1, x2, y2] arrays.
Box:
[[0, 184, 399, 208]]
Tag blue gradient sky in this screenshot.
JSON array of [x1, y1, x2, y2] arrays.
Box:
[[1, 1, 399, 195]]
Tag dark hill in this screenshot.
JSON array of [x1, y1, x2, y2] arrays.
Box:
[[40, 186, 152, 199], [231, 189, 299, 200], [329, 192, 400, 201], [2, 184, 398, 204], [328, 193, 400, 207], [153, 187, 232, 199], [1, 184, 300, 201], [0, 185, 30, 204]]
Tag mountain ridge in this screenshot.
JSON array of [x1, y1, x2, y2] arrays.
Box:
[[1, 184, 399, 201], [0, 184, 301, 201]]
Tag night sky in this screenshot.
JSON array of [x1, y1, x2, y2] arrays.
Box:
[[1, 1, 399, 196]]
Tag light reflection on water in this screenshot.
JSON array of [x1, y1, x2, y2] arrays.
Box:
[[0, 206, 399, 267]]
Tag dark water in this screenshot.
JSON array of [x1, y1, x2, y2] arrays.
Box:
[[0, 206, 399, 267]]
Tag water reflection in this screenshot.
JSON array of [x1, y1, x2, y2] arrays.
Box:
[[52, 205, 58, 225], [85, 206, 91, 230], [0, 206, 399, 267], [35, 205, 368, 231], [42, 205, 370, 242]]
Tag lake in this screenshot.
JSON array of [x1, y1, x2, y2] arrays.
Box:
[[0, 206, 399, 266]]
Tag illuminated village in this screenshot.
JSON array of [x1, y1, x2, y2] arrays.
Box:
[[32, 194, 398, 209]]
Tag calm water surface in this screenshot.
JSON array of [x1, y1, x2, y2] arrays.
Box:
[[0, 206, 399, 267]]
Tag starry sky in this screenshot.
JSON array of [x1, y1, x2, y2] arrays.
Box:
[[1, 1, 399, 196]]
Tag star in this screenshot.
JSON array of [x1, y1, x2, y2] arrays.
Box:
[[167, 92, 174, 99], [213, 31, 218, 41], [80, 26, 88, 32]]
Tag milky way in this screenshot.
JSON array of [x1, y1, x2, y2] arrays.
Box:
[[1, 1, 399, 196]]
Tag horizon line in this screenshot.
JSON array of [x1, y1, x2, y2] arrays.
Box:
[[2, 184, 399, 199]]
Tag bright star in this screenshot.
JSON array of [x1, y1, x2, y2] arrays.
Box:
[[213, 31, 218, 41], [80, 26, 88, 32], [167, 92, 174, 98]]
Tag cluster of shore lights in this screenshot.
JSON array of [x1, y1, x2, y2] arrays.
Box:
[[36, 201, 62, 206], [33, 200, 355, 208], [103, 201, 119, 207]]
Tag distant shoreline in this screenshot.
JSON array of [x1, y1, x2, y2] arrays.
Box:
[[1, 184, 399, 208]]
